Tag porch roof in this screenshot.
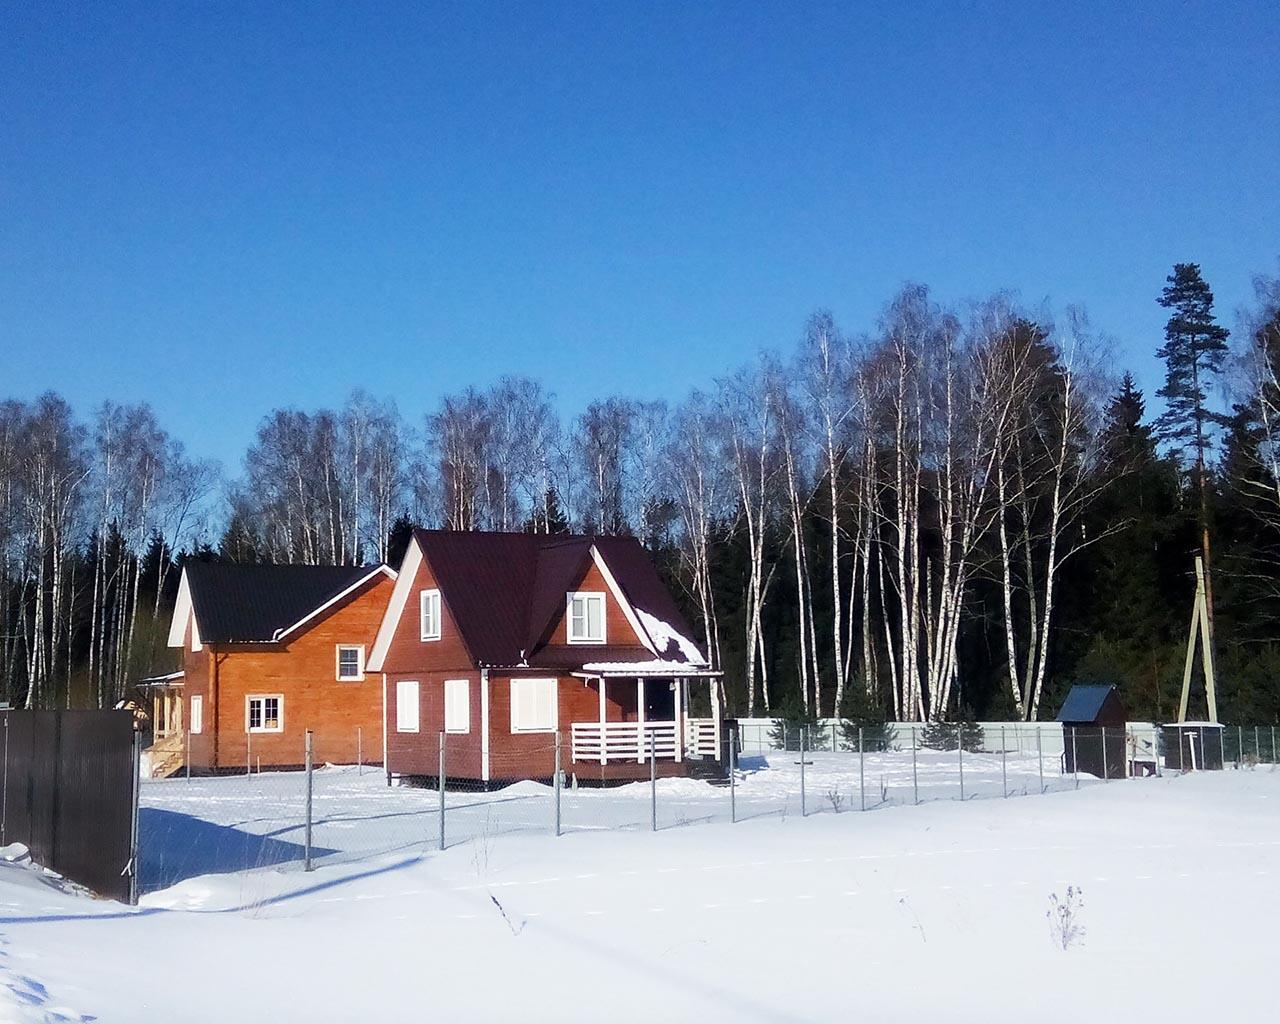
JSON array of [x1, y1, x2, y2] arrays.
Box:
[[576, 660, 723, 678]]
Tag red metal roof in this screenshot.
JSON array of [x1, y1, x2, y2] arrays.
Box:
[[412, 529, 706, 671]]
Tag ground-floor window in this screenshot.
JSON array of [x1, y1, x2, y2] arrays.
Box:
[[445, 678, 470, 733], [397, 680, 420, 733], [510, 677, 557, 733], [246, 695, 283, 733], [190, 694, 203, 734]]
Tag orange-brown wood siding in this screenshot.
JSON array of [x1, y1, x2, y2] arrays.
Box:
[[185, 575, 392, 771]]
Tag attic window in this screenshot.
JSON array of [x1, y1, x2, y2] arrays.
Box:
[[420, 590, 441, 641], [567, 592, 606, 644]]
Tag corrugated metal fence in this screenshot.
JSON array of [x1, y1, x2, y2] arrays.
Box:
[[1, 710, 140, 903]]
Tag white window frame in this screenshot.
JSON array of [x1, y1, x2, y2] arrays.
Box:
[[420, 589, 442, 641], [189, 694, 203, 735], [246, 694, 284, 734], [397, 679, 420, 733], [444, 678, 471, 734], [510, 677, 557, 734], [566, 591, 606, 645], [335, 644, 365, 681]]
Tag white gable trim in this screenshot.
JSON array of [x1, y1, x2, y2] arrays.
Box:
[[589, 546, 658, 656], [272, 564, 398, 642], [367, 539, 423, 672], [166, 569, 199, 650]]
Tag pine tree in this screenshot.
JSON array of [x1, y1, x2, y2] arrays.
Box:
[[1154, 263, 1229, 665]]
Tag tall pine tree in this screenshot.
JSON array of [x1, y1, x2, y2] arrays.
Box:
[[1154, 263, 1229, 661]]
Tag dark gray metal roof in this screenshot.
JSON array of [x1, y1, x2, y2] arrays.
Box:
[[1056, 684, 1120, 723], [185, 562, 379, 643]]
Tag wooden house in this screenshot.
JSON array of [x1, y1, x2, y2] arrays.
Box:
[[367, 529, 724, 785], [160, 561, 396, 774]]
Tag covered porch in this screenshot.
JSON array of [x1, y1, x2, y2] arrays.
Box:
[[569, 669, 722, 769]]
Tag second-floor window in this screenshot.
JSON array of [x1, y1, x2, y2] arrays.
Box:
[[336, 645, 364, 681], [567, 591, 606, 644], [420, 589, 441, 641]]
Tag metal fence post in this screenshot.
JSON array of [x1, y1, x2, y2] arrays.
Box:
[[554, 730, 562, 837], [1, 713, 8, 846], [831, 721, 837, 752], [650, 732, 657, 832], [1218, 728, 1225, 769], [304, 730, 314, 872], [909, 725, 918, 806], [185, 726, 191, 783], [729, 729, 737, 824], [1254, 726, 1260, 763], [357, 726, 363, 776], [1001, 726, 1007, 798], [799, 725, 806, 817], [1101, 726, 1109, 781], [438, 731, 446, 851], [1071, 727, 1079, 789], [859, 726, 866, 811], [957, 725, 965, 801], [246, 730, 252, 777], [1272, 726, 1277, 765], [1237, 725, 1243, 767], [1037, 728, 1045, 794], [128, 727, 142, 905]]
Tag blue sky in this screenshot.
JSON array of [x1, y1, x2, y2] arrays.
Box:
[[3, 2, 1277, 472]]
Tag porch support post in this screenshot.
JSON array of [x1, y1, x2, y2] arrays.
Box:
[[598, 677, 607, 766], [636, 677, 646, 764], [674, 677, 683, 763]]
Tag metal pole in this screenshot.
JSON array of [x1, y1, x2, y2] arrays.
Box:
[[729, 728, 737, 824], [1001, 726, 1007, 798], [438, 731, 446, 851], [1254, 725, 1260, 764], [1272, 726, 1277, 765], [1101, 726, 1109, 781], [304, 730, 314, 872], [128, 727, 142, 905], [1072, 727, 1079, 789], [650, 730, 657, 832], [1, 714, 8, 846], [957, 724, 965, 801], [799, 725, 806, 817], [1037, 728, 1044, 794], [1238, 725, 1244, 767], [831, 721, 837, 752], [185, 725, 191, 783], [910, 725, 918, 806], [554, 730, 562, 837], [357, 726, 363, 776], [859, 727, 866, 811], [246, 730, 251, 777]]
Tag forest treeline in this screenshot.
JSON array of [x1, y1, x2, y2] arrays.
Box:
[[3, 264, 1279, 723]]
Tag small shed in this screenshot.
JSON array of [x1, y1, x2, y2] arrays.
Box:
[[1056, 684, 1128, 779], [1161, 722, 1225, 771]]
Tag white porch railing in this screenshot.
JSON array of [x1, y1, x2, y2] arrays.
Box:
[[685, 718, 719, 757], [571, 719, 720, 765], [570, 721, 677, 764]]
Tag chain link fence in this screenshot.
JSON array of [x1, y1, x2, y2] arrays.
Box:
[[137, 720, 1280, 895]]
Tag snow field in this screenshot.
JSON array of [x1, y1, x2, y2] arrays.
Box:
[[2, 757, 1278, 1022]]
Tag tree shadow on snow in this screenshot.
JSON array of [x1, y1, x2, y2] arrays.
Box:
[[139, 807, 337, 893]]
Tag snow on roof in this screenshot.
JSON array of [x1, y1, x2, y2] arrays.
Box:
[[139, 671, 185, 686], [635, 609, 705, 666], [581, 659, 722, 676]]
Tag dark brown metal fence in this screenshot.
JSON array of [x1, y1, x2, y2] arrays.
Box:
[[1, 710, 139, 903]]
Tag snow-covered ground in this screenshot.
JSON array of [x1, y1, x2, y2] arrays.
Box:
[[2, 755, 1277, 1023]]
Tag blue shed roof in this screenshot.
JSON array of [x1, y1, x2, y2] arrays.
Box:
[[1056, 684, 1119, 723]]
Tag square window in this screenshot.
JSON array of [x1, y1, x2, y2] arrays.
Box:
[[420, 590, 442, 641], [567, 592, 606, 644], [247, 695, 283, 733], [510, 678, 557, 733], [336, 645, 364, 681]]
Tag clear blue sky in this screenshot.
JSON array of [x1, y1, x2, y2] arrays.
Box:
[[3, 2, 1277, 472]]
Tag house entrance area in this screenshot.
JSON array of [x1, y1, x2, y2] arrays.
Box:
[[569, 673, 722, 777]]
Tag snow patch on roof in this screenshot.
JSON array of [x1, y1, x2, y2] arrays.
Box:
[[635, 609, 705, 665], [582, 659, 719, 676]]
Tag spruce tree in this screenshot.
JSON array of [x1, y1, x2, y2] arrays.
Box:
[[1154, 263, 1229, 652]]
